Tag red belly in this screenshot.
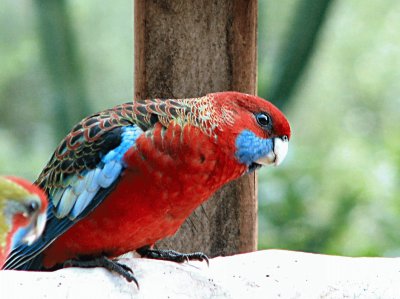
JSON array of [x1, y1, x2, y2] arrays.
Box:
[[42, 125, 246, 268], [42, 167, 229, 268]]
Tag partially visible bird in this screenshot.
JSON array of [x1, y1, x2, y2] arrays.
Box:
[[3, 92, 291, 284], [0, 176, 47, 268]]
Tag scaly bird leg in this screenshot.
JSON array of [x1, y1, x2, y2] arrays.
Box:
[[137, 246, 209, 265], [64, 256, 139, 287]]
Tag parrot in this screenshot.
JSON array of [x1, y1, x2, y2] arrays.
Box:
[[0, 176, 47, 268], [3, 92, 290, 285]]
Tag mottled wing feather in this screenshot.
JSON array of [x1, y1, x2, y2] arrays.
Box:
[[131, 98, 190, 131], [36, 99, 191, 195], [36, 109, 131, 194]]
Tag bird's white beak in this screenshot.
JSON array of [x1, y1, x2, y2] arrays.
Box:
[[22, 212, 47, 245], [256, 137, 289, 166]]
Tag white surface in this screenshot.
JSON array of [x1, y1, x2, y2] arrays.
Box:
[[1, 250, 400, 298]]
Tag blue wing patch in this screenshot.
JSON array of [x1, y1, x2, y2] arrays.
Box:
[[3, 125, 143, 270], [53, 126, 142, 220]]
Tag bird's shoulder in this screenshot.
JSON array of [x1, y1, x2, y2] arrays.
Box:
[[35, 103, 136, 191]]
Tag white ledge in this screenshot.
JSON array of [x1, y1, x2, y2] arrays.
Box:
[[1, 250, 400, 298]]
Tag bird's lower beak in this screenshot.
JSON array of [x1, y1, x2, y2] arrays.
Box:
[[256, 137, 289, 166], [22, 212, 47, 245]]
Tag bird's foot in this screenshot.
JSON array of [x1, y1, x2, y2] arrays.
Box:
[[64, 256, 139, 287], [137, 246, 209, 265]]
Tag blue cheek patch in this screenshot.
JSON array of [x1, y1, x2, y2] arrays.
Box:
[[235, 130, 274, 166]]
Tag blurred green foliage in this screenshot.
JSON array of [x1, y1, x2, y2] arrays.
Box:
[[35, 0, 91, 140], [0, 0, 132, 179], [258, 0, 400, 256], [0, 0, 399, 257]]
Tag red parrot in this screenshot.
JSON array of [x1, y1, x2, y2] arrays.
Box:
[[3, 92, 290, 284], [0, 176, 47, 268]]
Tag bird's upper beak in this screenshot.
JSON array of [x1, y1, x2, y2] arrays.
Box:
[[22, 212, 47, 245], [256, 136, 289, 166]]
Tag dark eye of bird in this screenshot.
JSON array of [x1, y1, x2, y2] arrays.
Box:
[[26, 201, 39, 214], [255, 113, 271, 128]]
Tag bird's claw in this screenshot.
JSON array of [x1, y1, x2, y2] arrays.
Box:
[[117, 261, 134, 274], [137, 247, 209, 266], [63, 256, 139, 287]]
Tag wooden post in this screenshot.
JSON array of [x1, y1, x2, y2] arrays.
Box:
[[134, 0, 258, 257]]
